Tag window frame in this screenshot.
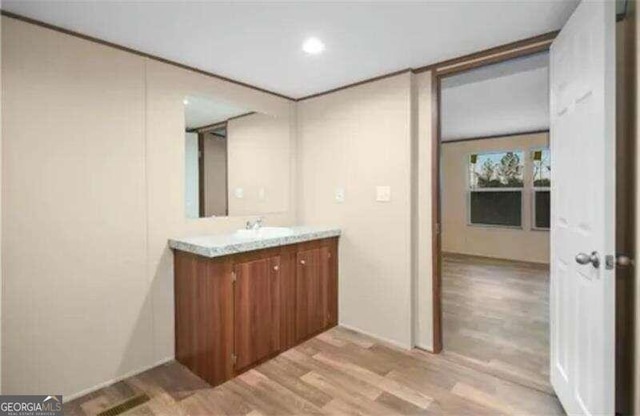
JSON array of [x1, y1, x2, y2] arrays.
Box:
[[466, 150, 525, 229]]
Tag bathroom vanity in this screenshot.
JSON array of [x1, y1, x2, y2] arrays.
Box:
[[169, 226, 340, 387]]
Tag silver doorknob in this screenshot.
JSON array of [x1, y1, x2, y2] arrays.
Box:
[[575, 251, 600, 268], [300, 260, 306, 265]]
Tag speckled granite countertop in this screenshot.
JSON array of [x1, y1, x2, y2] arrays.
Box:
[[169, 225, 341, 258]]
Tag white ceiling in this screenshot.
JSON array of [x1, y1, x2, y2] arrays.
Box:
[[441, 52, 549, 141], [2, 1, 579, 99], [184, 95, 249, 129]]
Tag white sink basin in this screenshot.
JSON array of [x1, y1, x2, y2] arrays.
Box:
[[234, 227, 294, 240]]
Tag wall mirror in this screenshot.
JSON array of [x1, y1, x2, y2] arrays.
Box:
[[184, 95, 290, 218]]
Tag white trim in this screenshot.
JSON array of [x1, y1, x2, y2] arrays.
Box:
[[338, 323, 412, 350], [469, 187, 523, 192], [63, 356, 174, 402]]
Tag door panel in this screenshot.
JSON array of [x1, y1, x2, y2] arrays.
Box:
[[174, 252, 234, 387], [296, 248, 323, 340], [549, 1, 615, 414], [279, 249, 297, 350], [325, 242, 339, 327], [319, 246, 331, 328], [234, 256, 281, 372]]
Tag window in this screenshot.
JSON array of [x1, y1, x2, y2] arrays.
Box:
[[468, 151, 524, 227], [532, 148, 551, 229]]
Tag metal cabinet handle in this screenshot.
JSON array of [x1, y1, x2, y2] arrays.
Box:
[[575, 251, 600, 268]]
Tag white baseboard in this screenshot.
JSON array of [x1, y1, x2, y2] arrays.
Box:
[[63, 356, 174, 402], [337, 322, 412, 350]]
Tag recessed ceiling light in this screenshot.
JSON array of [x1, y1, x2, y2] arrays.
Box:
[[302, 37, 325, 55], [183, 99, 189, 105]]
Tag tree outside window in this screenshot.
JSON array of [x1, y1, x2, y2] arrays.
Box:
[[532, 148, 551, 229], [468, 151, 524, 227], [470, 151, 525, 188], [533, 149, 551, 187]]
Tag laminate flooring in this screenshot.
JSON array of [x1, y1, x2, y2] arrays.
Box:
[[66, 326, 563, 415], [442, 253, 552, 395]]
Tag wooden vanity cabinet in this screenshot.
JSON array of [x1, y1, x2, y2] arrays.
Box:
[[173, 254, 234, 387], [173, 237, 338, 387], [233, 254, 281, 373]]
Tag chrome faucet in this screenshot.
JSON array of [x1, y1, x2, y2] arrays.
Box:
[[246, 217, 264, 230]]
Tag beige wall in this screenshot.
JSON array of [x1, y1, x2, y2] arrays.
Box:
[[297, 73, 415, 348], [1, 17, 296, 398], [227, 113, 291, 216], [441, 132, 550, 264], [295, 70, 435, 351], [203, 132, 228, 217], [2, 17, 148, 396]]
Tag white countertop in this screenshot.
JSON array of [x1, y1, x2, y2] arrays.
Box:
[[168, 225, 341, 258]]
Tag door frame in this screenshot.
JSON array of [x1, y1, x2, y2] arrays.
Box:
[[429, 11, 636, 412], [429, 33, 557, 353]]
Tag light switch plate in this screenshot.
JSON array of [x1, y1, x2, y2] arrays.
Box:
[[258, 187, 266, 201], [234, 187, 244, 199], [335, 188, 345, 203], [376, 186, 391, 202]]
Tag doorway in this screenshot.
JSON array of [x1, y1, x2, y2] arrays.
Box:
[[429, 3, 635, 414], [436, 52, 553, 393]]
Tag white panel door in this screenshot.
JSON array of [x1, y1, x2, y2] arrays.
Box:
[[549, 1, 615, 415]]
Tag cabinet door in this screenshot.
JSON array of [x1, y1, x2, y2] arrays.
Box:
[[174, 252, 234, 387], [320, 243, 338, 327], [296, 248, 325, 340], [278, 249, 297, 350], [234, 256, 281, 372]]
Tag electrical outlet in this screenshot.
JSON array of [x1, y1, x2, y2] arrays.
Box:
[[376, 186, 391, 202]]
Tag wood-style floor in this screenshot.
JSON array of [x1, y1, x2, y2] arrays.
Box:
[[65, 326, 563, 415], [442, 253, 552, 394]]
